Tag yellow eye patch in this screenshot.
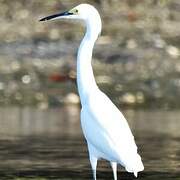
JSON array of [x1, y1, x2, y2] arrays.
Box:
[[69, 8, 79, 15]]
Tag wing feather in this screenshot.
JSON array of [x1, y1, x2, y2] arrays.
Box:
[[81, 91, 138, 163]]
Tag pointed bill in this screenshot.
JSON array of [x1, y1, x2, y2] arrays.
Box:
[[39, 11, 73, 21]]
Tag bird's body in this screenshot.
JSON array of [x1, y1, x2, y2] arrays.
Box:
[[40, 4, 144, 179], [81, 90, 143, 178]]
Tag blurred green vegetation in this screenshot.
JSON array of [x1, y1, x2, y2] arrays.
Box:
[[0, 0, 180, 108]]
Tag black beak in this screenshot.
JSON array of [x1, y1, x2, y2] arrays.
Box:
[[39, 11, 73, 22]]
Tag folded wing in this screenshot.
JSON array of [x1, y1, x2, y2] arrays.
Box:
[[81, 90, 143, 172]]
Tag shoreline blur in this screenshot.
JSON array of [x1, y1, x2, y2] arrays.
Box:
[[0, 0, 180, 108]]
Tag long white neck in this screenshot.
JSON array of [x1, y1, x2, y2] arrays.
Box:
[[77, 28, 99, 104]]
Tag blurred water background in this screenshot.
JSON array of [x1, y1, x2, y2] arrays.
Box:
[[1, 107, 180, 180], [0, 0, 180, 179]]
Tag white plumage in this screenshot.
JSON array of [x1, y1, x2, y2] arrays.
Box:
[[40, 4, 144, 180]]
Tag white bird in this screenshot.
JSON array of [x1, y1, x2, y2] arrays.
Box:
[[40, 4, 144, 180]]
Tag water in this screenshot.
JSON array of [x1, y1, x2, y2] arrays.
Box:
[[0, 106, 180, 179]]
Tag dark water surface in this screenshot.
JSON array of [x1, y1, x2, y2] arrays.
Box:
[[0, 106, 180, 179]]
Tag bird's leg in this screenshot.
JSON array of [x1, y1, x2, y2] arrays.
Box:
[[92, 169, 97, 180], [110, 162, 117, 180], [89, 155, 98, 180]]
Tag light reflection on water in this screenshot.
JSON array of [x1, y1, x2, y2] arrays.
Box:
[[0, 106, 81, 138], [0, 106, 180, 179]]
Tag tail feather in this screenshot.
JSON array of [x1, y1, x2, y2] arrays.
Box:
[[124, 153, 144, 175], [134, 171, 138, 178]]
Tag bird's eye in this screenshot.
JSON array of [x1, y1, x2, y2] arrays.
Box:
[[75, 9, 78, 13]]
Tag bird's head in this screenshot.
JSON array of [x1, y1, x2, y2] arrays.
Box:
[[40, 4, 102, 37]]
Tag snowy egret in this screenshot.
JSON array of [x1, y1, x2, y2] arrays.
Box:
[[40, 4, 144, 179]]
